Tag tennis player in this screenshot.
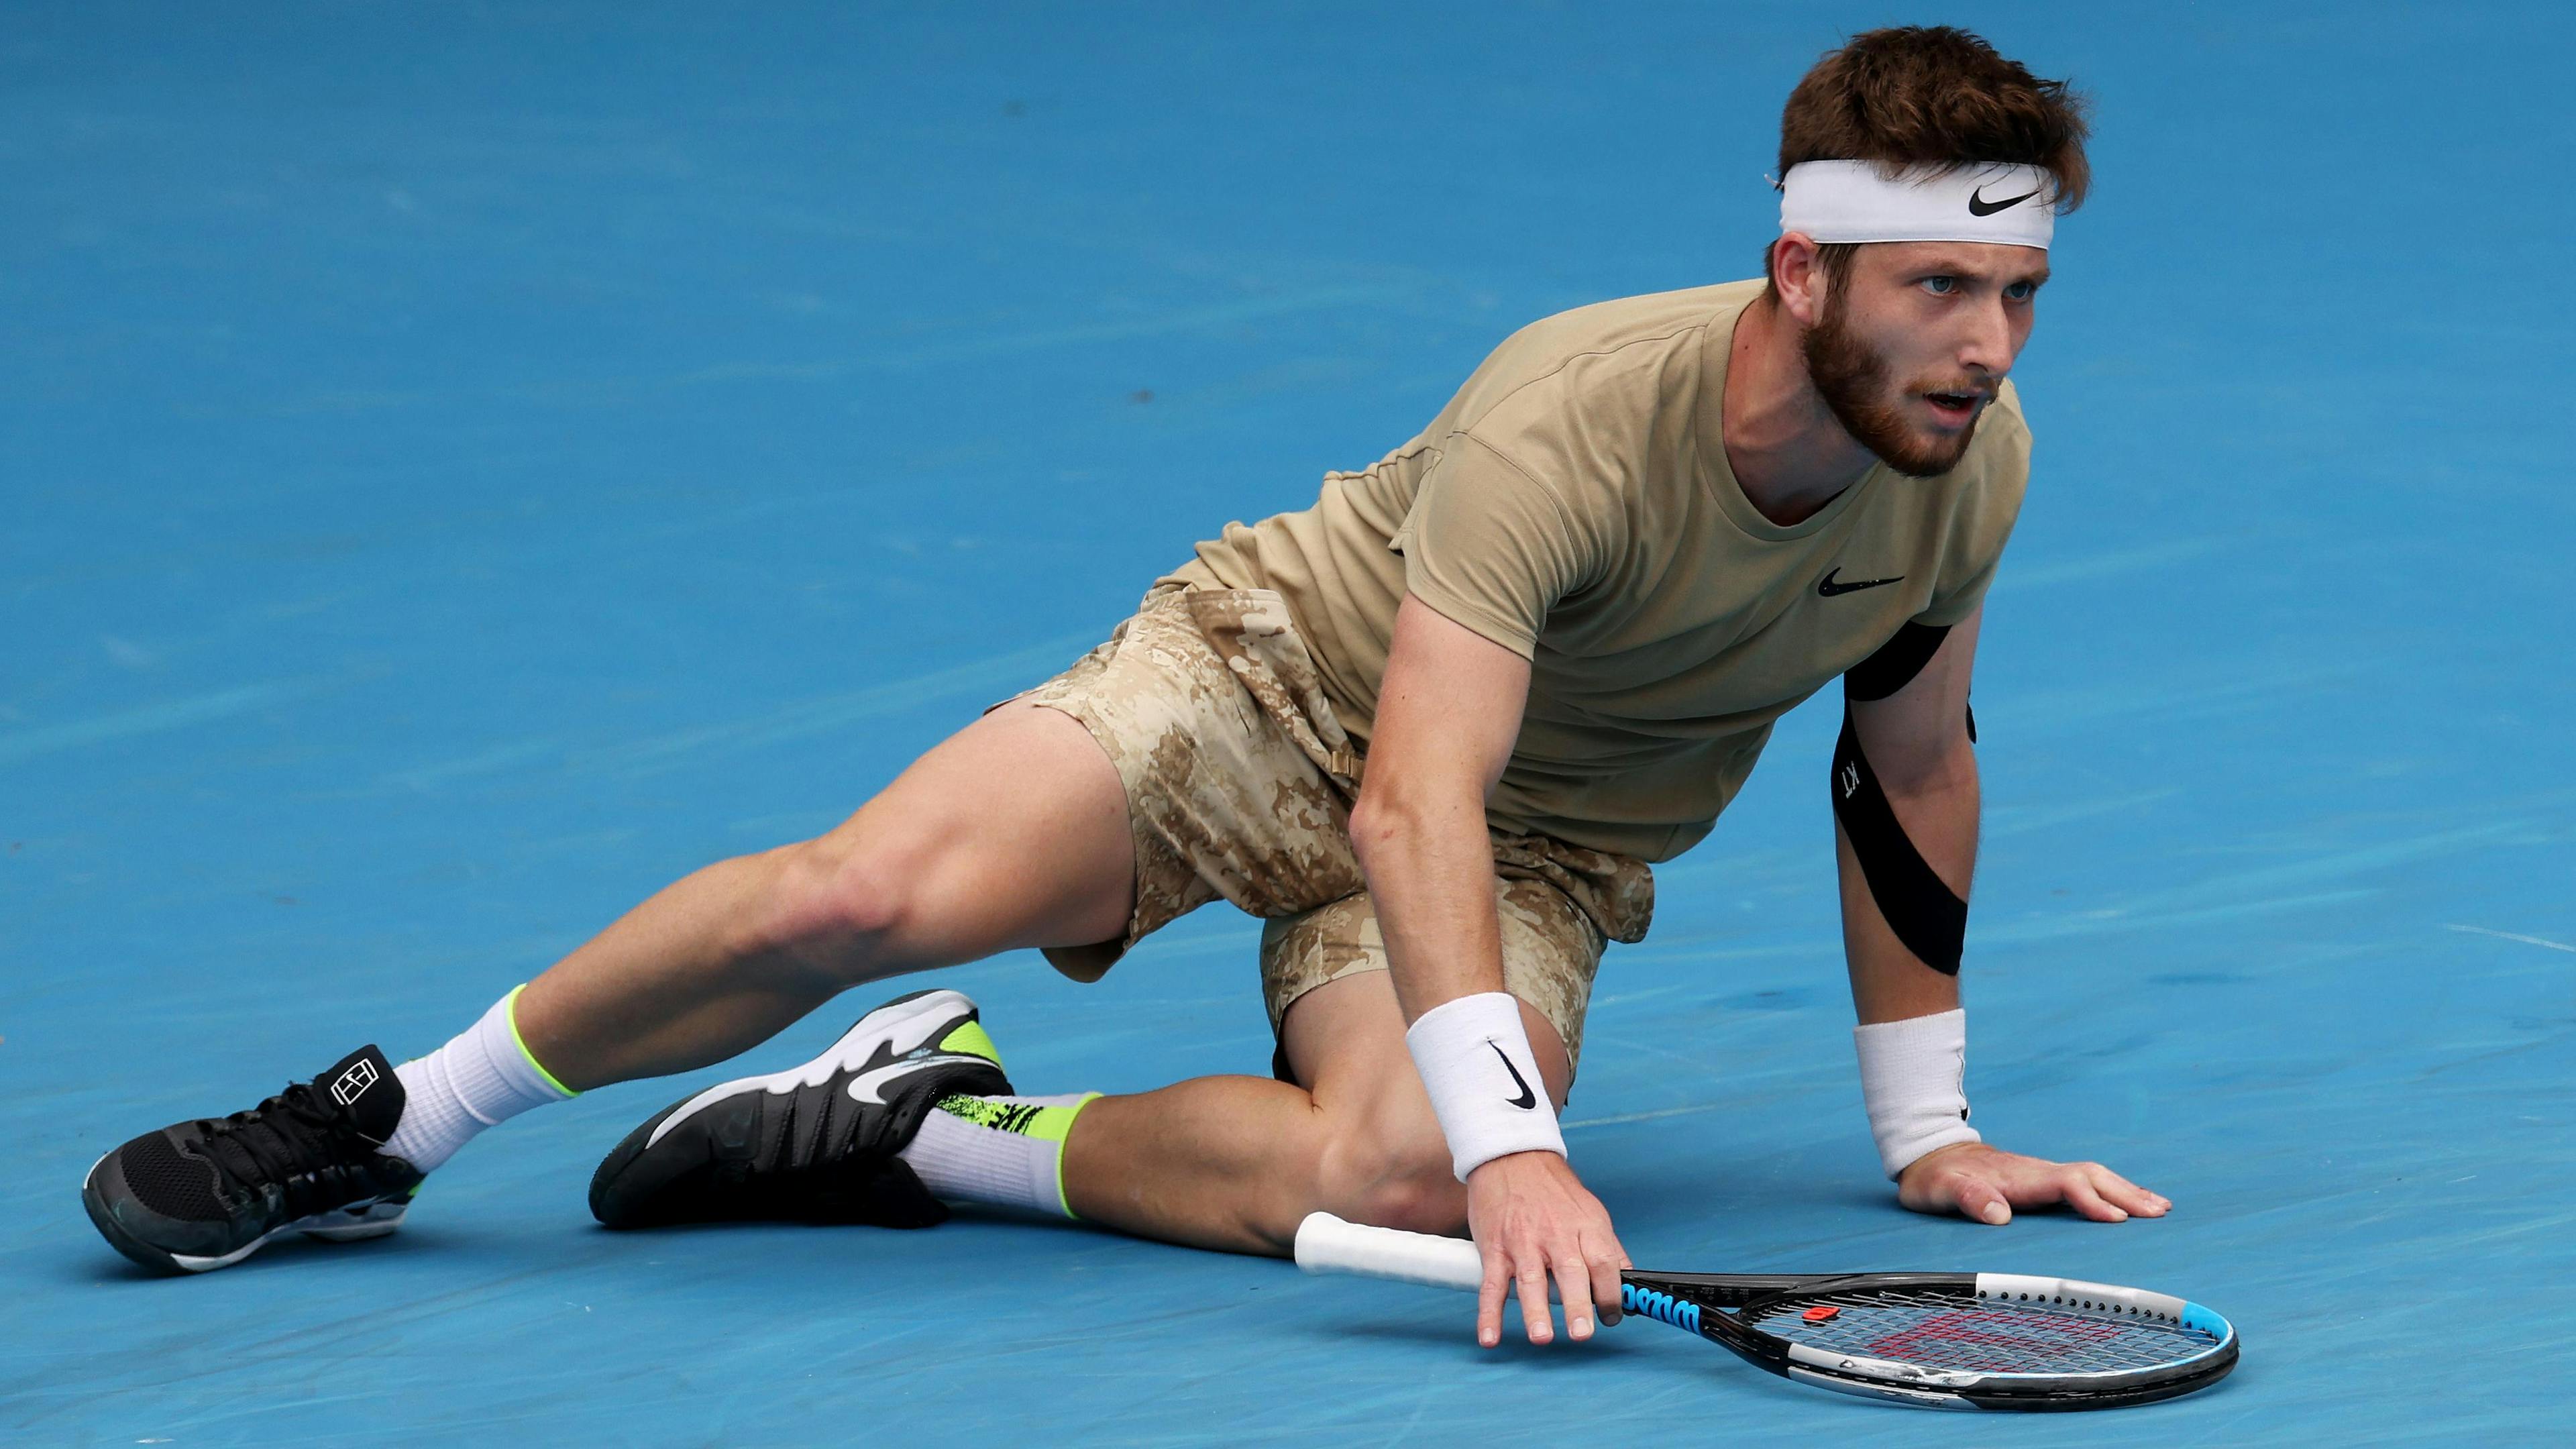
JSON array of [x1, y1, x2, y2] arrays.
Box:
[[84, 26, 2167, 1349]]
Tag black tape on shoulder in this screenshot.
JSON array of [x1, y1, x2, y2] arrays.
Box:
[[1830, 706, 1967, 975], [1845, 622, 1950, 702]]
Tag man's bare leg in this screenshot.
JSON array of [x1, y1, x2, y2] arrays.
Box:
[[512, 700, 1137, 1089], [1060, 969, 1572, 1254], [85, 690, 1562, 1271], [79, 697, 1148, 1274], [400, 698, 1563, 1255]]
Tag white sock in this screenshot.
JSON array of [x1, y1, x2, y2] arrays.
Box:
[[898, 1091, 1098, 1218], [383, 986, 576, 1173]]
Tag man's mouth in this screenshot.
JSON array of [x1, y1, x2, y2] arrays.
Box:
[[1920, 389, 1987, 425]]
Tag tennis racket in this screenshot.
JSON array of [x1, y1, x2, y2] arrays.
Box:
[[1294, 1212, 2238, 1411]]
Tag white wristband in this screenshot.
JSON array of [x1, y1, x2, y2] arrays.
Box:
[[1405, 992, 1566, 1182], [1854, 1008, 1981, 1179]]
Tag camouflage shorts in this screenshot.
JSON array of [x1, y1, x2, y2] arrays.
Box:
[[1019, 584, 1654, 1068]]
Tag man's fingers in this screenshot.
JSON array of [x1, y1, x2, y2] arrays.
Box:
[[1462, 1153, 1627, 1346], [2086, 1165, 2170, 1217], [1476, 1250, 1509, 1350], [2059, 1173, 2128, 1223], [1587, 1241, 1627, 1327], [1552, 1243, 1597, 1341], [1515, 1252, 1556, 1346], [1952, 1173, 2012, 1225], [1898, 1148, 2172, 1226]]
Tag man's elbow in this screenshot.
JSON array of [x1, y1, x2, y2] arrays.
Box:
[[1348, 780, 1470, 873], [1347, 792, 1415, 873], [1874, 737, 1981, 802]]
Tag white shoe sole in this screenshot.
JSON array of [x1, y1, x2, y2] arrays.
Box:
[[169, 1197, 412, 1272]]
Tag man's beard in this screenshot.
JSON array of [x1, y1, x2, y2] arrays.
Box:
[[1801, 299, 1983, 479]]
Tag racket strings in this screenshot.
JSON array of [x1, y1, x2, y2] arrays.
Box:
[[1747, 1288, 2222, 1376]]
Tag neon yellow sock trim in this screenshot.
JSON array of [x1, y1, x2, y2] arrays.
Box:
[[1042, 1092, 1099, 1220], [928, 1090, 1098, 1218], [503, 985, 578, 1099]]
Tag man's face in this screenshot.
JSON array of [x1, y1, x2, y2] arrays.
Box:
[[1800, 241, 2047, 478]]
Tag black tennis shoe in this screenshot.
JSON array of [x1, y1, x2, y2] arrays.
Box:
[[588, 988, 1011, 1230], [82, 1046, 426, 1275]]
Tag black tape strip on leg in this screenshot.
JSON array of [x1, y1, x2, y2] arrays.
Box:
[[1830, 706, 1966, 975]]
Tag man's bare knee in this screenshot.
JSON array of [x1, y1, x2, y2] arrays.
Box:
[[1316, 1113, 1466, 1237], [747, 833, 926, 983]]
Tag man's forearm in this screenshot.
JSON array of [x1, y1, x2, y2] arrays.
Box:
[[1352, 782, 1574, 1190], [1349, 789, 1508, 1024], [1837, 749, 1978, 1023]]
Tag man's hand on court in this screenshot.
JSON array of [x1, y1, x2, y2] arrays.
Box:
[[1464, 1150, 1630, 1348], [1896, 1142, 2170, 1225]]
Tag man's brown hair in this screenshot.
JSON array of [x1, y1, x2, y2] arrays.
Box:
[[1766, 26, 2091, 290]]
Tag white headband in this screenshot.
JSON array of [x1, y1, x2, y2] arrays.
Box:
[[1778, 160, 2057, 249]]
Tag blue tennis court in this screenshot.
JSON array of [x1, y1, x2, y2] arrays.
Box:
[[5, 3, 2569, 1442]]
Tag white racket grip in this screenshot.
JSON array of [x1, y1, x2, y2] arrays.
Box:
[[1293, 1212, 1484, 1293]]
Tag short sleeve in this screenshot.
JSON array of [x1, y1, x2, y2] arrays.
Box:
[[1390, 432, 1605, 659], [1914, 398, 2031, 627]]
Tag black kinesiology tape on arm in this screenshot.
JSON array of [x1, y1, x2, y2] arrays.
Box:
[[1833, 623, 1969, 975], [1844, 622, 1949, 702]]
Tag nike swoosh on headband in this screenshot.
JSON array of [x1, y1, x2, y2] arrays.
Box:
[[1966, 184, 2041, 217]]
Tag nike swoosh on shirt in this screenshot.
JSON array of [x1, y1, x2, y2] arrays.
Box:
[[1817, 568, 1904, 597]]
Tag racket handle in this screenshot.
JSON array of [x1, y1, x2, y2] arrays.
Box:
[[1294, 1212, 1488, 1294]]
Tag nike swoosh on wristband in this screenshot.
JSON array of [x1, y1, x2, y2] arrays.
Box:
[[1967, 184, 2042, 217], [1488, 1041, 1538, 1110], [1817, 568, 1904, 597]]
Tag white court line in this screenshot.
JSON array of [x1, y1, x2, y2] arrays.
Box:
[[2443, 923, 2576, 954], [1561, 1102, 1731, 1132]]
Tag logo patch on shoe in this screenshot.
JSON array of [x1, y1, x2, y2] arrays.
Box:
[[330, 1058, 380, 1106]]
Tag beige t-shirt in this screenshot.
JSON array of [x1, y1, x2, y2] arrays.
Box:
[[1167, 278, 2028, 861]]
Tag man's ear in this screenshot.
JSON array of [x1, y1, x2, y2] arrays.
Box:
[[1772, 232, 1827, 328]]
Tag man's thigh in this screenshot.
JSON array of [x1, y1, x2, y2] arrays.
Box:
[[808, 698, 1136, 965], [1016, 584, 1368, 981], [1267, 875, 1603, 1082]]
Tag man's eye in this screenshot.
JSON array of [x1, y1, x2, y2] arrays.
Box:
[[1919, 276, 1959, 295], [2005, 281, 2037, 301]]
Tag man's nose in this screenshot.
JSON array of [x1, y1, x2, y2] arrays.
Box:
[[1957, 299, 2016, 376]]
